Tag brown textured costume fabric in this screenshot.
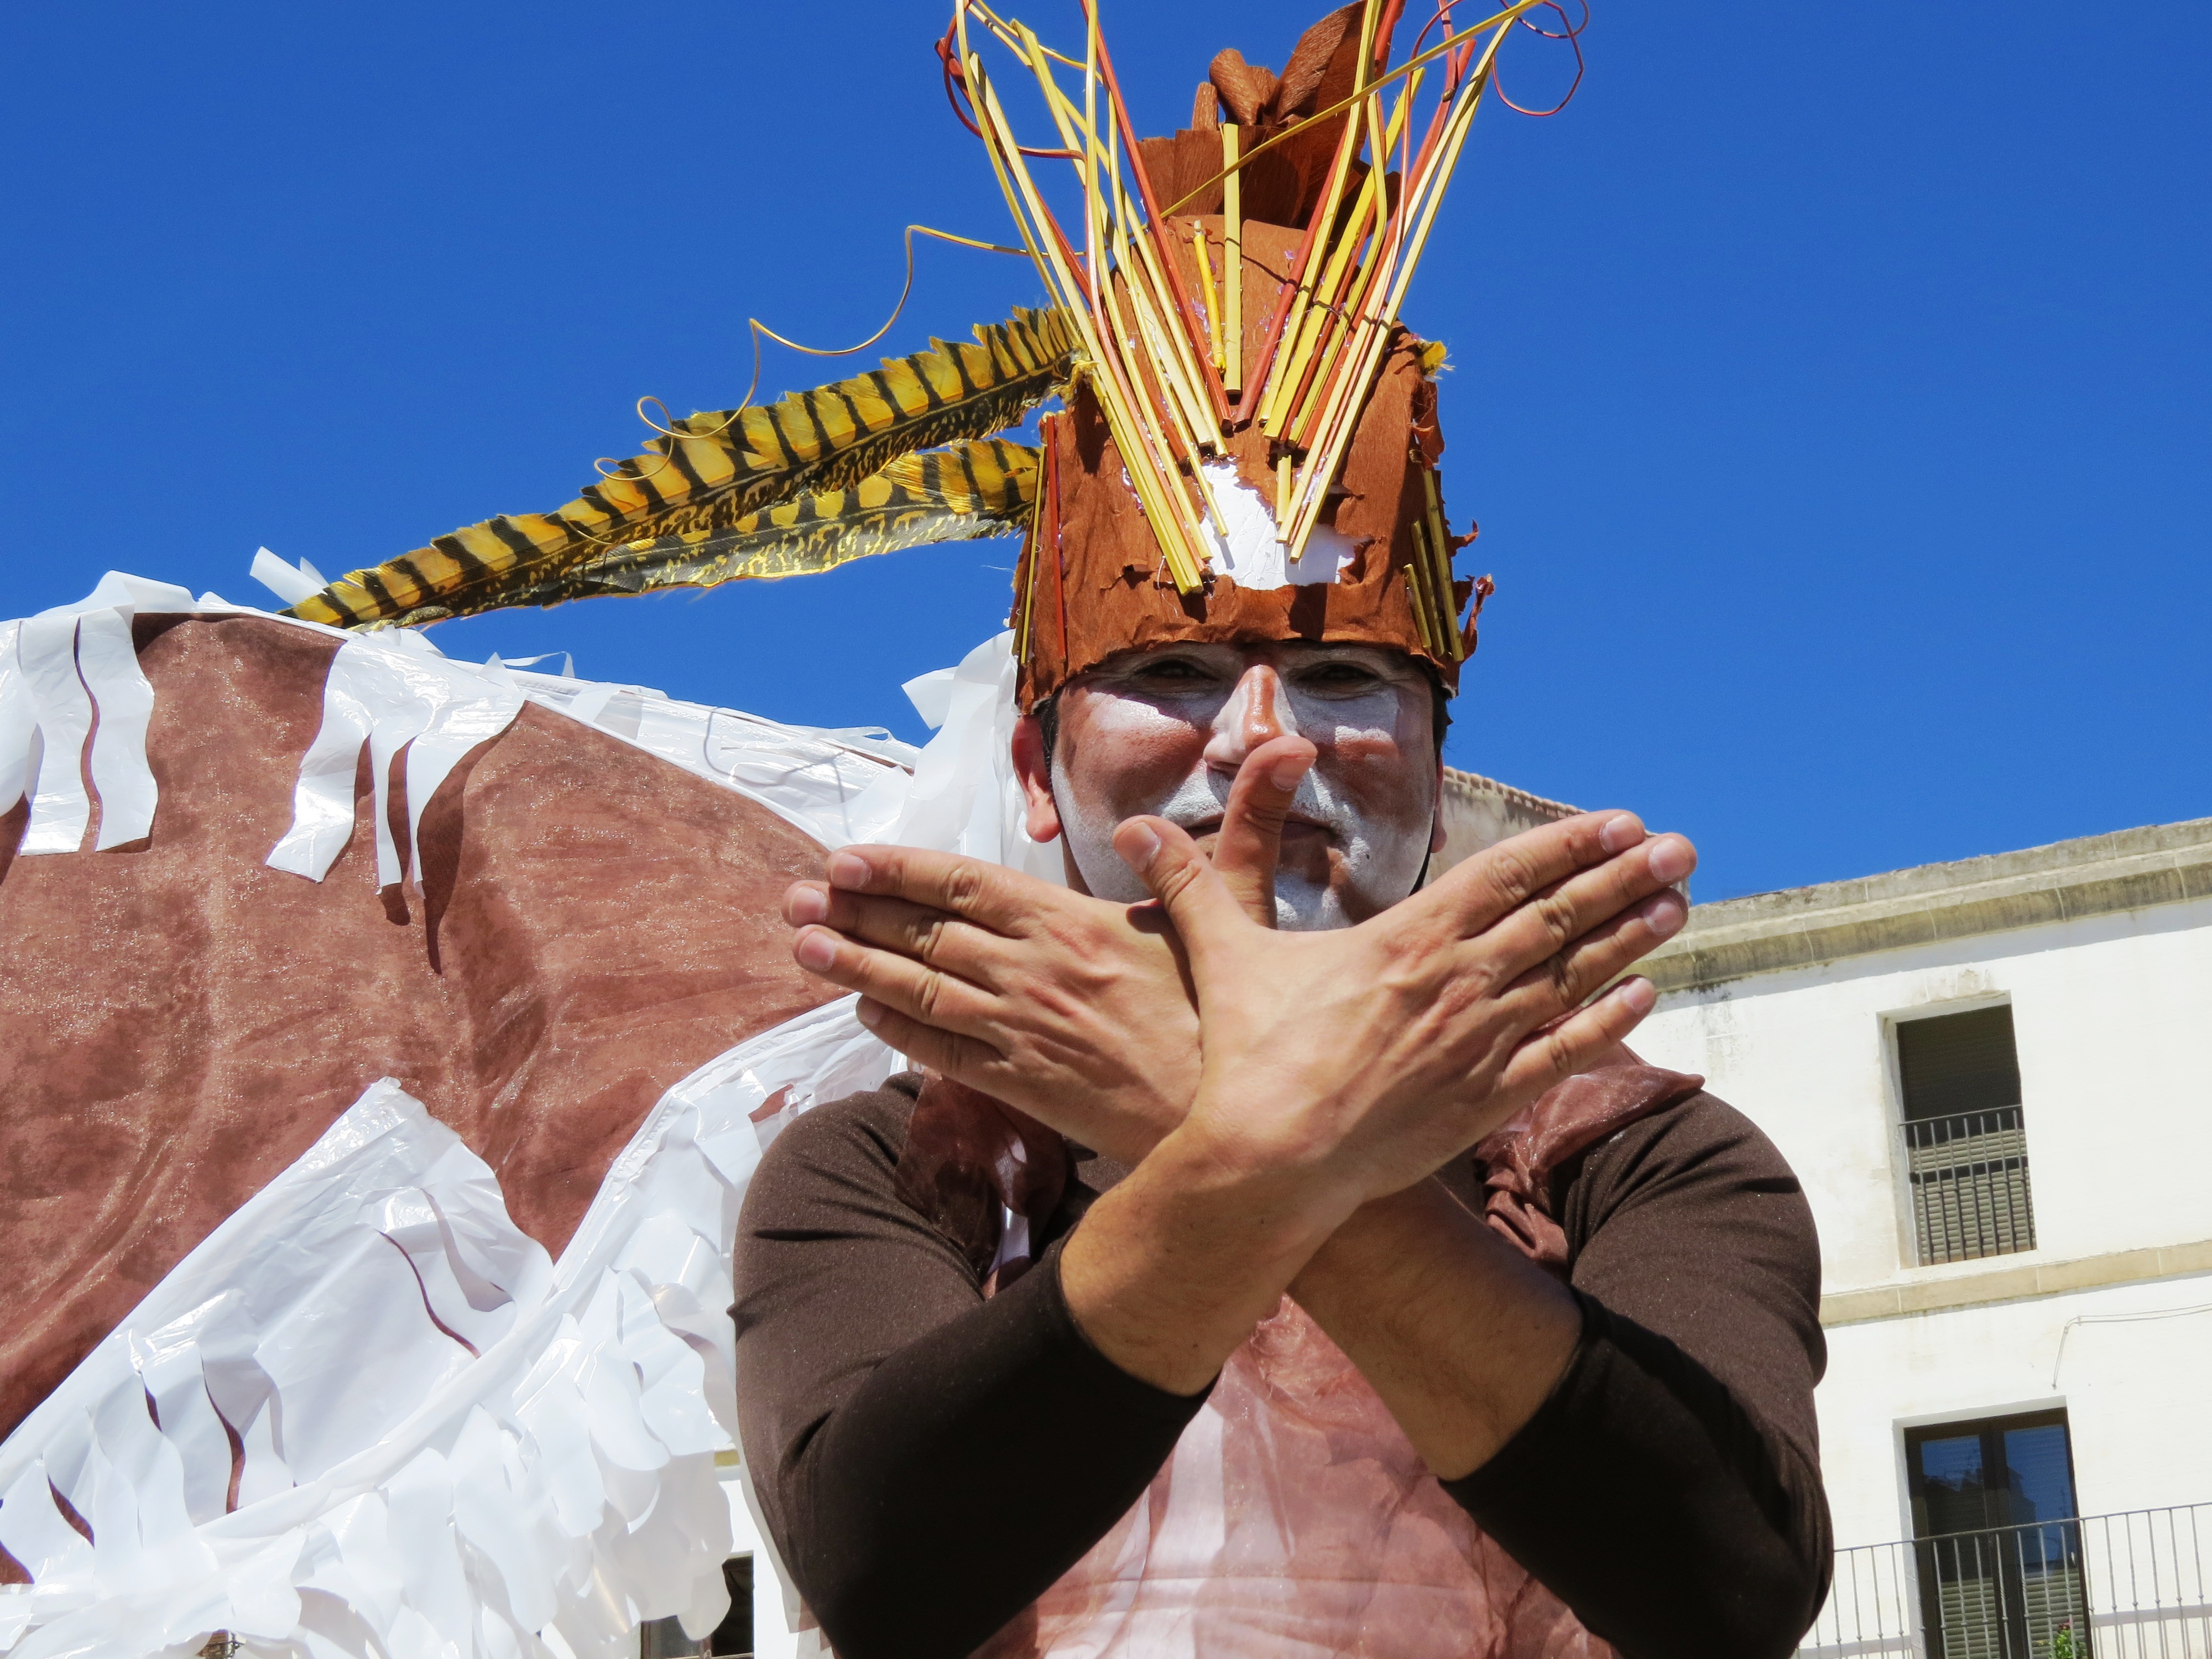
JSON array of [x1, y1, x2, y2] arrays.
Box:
[[1473, 1062, 1707, 1271], [894, 1075, 1069, 1286], [734, 1071, 1831, 1659], [0, 613, 836, 1448], [1141, 4, 1370, 231]]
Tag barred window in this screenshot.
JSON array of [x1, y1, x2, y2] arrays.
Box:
[[1897, 1005, 2036, 1265]]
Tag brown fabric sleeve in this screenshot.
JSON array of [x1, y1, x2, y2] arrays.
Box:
[[1444, 1093, 1832, 1659], [733, 1078, 1207, 1659]]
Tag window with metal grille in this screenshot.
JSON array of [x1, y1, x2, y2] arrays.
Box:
[[1897, 1004, 2036, 1265], [1905, 1410, 2086, 1659]]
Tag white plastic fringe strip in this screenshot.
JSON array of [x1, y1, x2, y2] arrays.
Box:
[[1, 569, 1042, 883], [0, 574, 213, 857], [499, 667, 923, 854], [265, 630, 525, 886], [0, 1001, 896, 1659], [0, 571, 534, 876]]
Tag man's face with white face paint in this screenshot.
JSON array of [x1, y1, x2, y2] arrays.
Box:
[[1012, 641, 1445, 931]]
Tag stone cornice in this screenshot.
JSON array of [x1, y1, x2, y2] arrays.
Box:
[[1822, 1238, 2212, 1327], [1645, 818, 2212, 994], [1438, 766, 1577, 822]]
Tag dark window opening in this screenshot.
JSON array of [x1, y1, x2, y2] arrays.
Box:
[[1898, 1005, 2036, 1264], [639, 1555, 754, 1657], [1906, 1411, 2087, 1658]]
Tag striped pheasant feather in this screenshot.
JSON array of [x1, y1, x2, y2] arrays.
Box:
[[444, 439, 1038, 619], [288, 306, 1078, 629]]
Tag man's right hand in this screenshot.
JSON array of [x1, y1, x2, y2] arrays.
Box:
[[785, 850, 1202, 1164]]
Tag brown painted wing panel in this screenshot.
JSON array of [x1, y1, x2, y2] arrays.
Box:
[[0, 614, 835, 1444]]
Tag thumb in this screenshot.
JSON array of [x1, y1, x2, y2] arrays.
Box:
[[1113, 815, 1251, 969], [1212, 734, 1316, 927]]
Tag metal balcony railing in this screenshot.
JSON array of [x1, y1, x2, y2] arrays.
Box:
[[1905, 1106, 2037, 1265], [1800, 1505, 2212, 1658]]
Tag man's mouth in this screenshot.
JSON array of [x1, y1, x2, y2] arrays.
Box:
[[1181, 811, 1333, 842]]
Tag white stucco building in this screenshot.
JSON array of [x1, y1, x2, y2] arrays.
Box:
[[1634, 817, 2212, 1658]]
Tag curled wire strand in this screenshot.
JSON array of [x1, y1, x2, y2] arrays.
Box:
[[1492, 0, 1587, 117], [937, 17, 1079, 158], [592, 224, 1027, 484]]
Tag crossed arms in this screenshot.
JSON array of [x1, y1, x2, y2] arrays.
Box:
[[738, 749, 1830, 1657]]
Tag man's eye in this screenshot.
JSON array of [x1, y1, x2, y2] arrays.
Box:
[[1134, 660, 1212, 682], [1302, 666, 1381, 690]]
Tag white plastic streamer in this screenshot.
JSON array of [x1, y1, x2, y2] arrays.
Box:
[[0, 574, 226, 858], [14, 617, 96, 855], [247, 550, 328, 610], [74, 611, 159, 850], [0, 624, 35, 825], [264, 631, 526, 887], [508, 671, 924, 853], [888, 629, 1065, 883], [0, 1008, 895, 1659]]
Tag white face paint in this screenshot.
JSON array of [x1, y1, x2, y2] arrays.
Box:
[[1046, 642, 1440, 931]]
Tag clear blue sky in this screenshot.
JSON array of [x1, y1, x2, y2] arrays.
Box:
[[5, 3, 2205, 900]]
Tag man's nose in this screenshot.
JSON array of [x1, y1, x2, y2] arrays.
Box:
[[1202, 665, 1296, 771]]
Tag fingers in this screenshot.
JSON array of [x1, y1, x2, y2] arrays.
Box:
[[851, 997, 1009, 1083], [784, 880, 998, 980], [1454, 825, 1695, 1006], [1425, 811, 1655, 937], [1499, 884, 1687, 1023], [814, 844, 1042, 934], [1495, 976, 1659, 1103], [791, 924, 1001, 1041], [1112, 815, 1253, 971], [1211, 735, 1316, 927]]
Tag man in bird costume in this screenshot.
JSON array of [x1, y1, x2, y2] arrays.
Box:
[[0, 4, 1828, 1658]]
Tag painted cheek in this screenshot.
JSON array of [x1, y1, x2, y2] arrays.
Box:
[[1303, 701, 1432, 829], [1062, 692, 1214, 818]]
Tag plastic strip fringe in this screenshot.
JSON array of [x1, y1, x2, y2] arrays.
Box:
[[0, 1003, 897, 1659], [0, 574, 204, 858], [265, 631, 526, 886]]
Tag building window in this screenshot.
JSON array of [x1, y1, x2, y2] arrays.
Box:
[[639, 1555, 754, 1657], [1906, 1410, 2087, 1658], [1897, 1004, 2036, 1264]]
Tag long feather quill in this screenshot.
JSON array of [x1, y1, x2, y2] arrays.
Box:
[[289, 308, 1076, 629], [398, 440, 1040, 621]]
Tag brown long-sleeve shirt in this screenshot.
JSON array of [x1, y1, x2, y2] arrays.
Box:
[[733, 1075, 1830, 1659]]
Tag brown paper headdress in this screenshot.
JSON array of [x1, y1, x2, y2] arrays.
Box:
[[284, 1, 1539, 709], [952, 0, 1522, 707]]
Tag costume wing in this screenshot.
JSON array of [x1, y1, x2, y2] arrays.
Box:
[[287, 306, 1076, 628]]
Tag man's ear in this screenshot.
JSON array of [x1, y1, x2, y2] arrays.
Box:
[[1011, 714, 1064, 843], [1430, 756, 1448, 854]]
